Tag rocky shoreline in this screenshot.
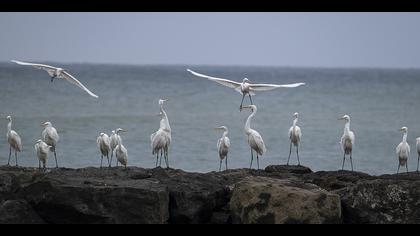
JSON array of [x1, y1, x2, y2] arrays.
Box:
[[0, 165, 419, 224]]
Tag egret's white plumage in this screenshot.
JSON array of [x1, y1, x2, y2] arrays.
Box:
[[114, 128, 128, 168], [11, 60, 98, 98], [215, 126, 230, 171], [416, 137, 420, 172], [5, 116, 22, 166], [242, 105, 266, 170], [97, 132, 111, 168], [41, 121, 60, 168], [339, 115, 355, 171], [34, 139, 52, 170], [109, 130, 121, 166], [187, 69, 305, 110], [150, 99, 171, 168], [287, 112, 302, 165], [396, 127, 410, 174]]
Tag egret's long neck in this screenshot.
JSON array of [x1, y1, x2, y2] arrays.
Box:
[[245, 110, 256, 134], [7, 120, 12, 133], [344, 121, 350, 134], [403, 132, 408, 143], [222, 129, 229, 139], [160, 105, 171, 132], [292, 118, 298, 128], [117, 134, 122, 150]]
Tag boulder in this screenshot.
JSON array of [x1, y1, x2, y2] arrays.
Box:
[[230, 176, 342, 224], [0, 200, 45, 224]]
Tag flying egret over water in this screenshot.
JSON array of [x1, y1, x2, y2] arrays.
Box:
[[97, 132, 111, 168], [214, 126, 230, 171], [11, 60, 98, 98], [242, 105, 266, 170], [150, 99, 171, 168], [34, 139, 52, 170], [5, 116, 22, 166], [41, 121, 60, 168], [416, 137, 420, 172], [287, 112, 302, 166], [114, 128, 128, 168], [187, 69, 305, 110], [338, 115, 355, 171], [396, 127, 410, 174]]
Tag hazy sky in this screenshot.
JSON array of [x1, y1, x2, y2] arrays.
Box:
[[1, 12, 420, 68]]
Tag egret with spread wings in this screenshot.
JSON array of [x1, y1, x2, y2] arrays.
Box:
[[11, 60, 98, 98], [187, 69, 305, 110]]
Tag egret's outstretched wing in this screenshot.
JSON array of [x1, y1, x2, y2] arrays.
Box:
[[61, 71, 99, 98], [11, 60, 58, 77], [187, 69, 241, 89], [250, 82, 305, 91]]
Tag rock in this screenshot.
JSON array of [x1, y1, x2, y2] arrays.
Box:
[[230, 176, 342, 224], [265, 165, 313, 175], [0, 200, 45, 224]]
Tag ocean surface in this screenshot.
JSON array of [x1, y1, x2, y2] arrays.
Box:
[[0, 63, 419, 175]]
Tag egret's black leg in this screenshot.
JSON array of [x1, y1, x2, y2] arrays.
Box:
[[406, 162, 409, 173], [15, 151, 18, 167], [342, 153, 346, 170], [54, 151, 58, 168], [225, 155, 228, 171], [297, 145, 301, 166], [110, 151, 113, 167], [39, 160, 41, 170], [7, 146, 11, 166], [239, 94, 245, 111], [397, 164, 400, 174], [159, 149, 163, 167], [417, 155, 420, 172], [100, 155, 103, 168], [249, 149, 254, 169], [155, 154, 159, 167], [248, 94, 253, 105], [257, 154, 259, 170], [287, 142, 292, 165], [219, 159, 222, 172], [350, 153, 354, 171]]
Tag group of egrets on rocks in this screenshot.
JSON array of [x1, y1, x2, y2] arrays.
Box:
[[4, 60, 420, 174]]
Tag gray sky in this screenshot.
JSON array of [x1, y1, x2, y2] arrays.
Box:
[[1, 12, 420, 68]]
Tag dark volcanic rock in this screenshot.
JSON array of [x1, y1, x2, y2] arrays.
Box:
[[0, 200, 45, 224]]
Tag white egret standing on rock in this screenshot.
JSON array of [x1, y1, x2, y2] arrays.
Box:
[[214, 126, 230, 171], [11, 60, 98, 98], [242, 105, 266, 170], [287, 112, 302, 166], [109, 130, 119, 167], [41, 121, 60, 168], [187, 69, 305, 110], [396, 127, 410, 174], [97, 133, 111, 168], [5, 116, 22, 166], [34, 139, 52, 170], [416, 137, 420, 172], [150, 99, 171, 168], [114, 128, 128, 168], [338, 115, 355, 171]]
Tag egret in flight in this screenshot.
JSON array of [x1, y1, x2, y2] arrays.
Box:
[[150, 99, 171, 168], [5, 116, 22, 166], [338, 115, 355, 171], [242, 105, 266, 170], [214, 126, 230, 171], [187, 69, 305, 110], [97, 133, 111, 168], [287, 112, 302, 166], [11, 60, 98, 98], [41, 121, 60, 168], [114, 128, 128, 168], [34, 139, 52, 170], [396, 127, 410, 174], [416, 137, 420, 172], [109, 130, 120, 167]]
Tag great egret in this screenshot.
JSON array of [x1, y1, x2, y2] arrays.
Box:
[[11, 60, 98, 98], [287, 112, 302, 166], [416, 137, 420, 172], [150, 99, 171, 168], [242, 105, 266, 170], [396, 127, 410, 174], [187, 69, 305, 110], [114, 128, 128, 168], [5, 116, 22, 166], [109, 130, 120, 167], [97, 133, 111, 168], [338, 115, 355, 171], [34, 139, 52, 170], [41, 121, 60, 168], [214, 126, 230, 171]]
